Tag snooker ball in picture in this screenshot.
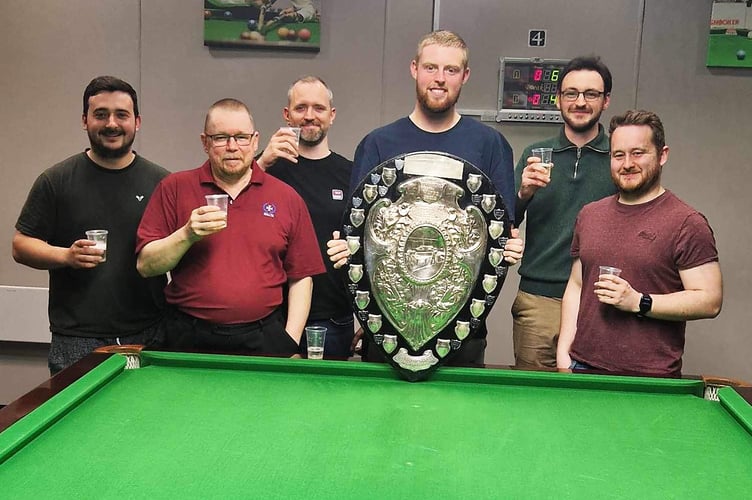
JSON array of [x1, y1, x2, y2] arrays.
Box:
[[247, 19, 258, 31], [298, 28, 311, 42], [286, 29, 297, 41], [737, 50, 747, 61], [241, 31, 264, 41], [223, 11, 232, 19], [277, 27, 289, 39]]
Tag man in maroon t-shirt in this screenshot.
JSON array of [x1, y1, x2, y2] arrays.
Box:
[[136, 98, 324, 355], [557, 110, 722, 376]]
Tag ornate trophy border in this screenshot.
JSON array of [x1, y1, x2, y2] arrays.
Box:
[[342, 151, 511, 381]]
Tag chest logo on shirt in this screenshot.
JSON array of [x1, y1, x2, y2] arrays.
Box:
[[136, 195, 144, 202], [263, 202, 277, 218], [332, 189, 344, 201], [638, 230, 656, 241]]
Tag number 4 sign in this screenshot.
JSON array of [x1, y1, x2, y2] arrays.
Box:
[[529, 30, 546, 47]]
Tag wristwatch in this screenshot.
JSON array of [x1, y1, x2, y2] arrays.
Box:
[[637, 294, 652, 318]]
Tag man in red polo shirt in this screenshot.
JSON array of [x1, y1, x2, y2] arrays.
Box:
[[136, 98, 324, 355]]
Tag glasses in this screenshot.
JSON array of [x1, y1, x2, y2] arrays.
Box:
[[560, 90, 606, 102], [206, 133, 255, 147]]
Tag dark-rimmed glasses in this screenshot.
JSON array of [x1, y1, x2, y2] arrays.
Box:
[[559, 90, 606, 102], [206, 133, 255, 147]]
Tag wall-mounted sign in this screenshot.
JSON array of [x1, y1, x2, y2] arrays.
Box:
[[528, 29, 547, 47], [707, 0, 752, 67]]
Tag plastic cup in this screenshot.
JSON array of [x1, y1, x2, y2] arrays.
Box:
[[85, 230, 108, 262], [205, 194, 229, 212], [599, 266, 622, 276], [532, 147, 554, 178], [283, 126, 301, 146], [205, 194, 229, 227], [305, 326, 327, 360]]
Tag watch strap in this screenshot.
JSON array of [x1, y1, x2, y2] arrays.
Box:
[[637, 294, 652, 318]]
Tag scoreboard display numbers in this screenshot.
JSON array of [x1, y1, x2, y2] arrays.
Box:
[[497, 57, 569, 123]]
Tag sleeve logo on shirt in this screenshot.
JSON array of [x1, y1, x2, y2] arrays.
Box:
[[263, 202, 277, 217], [332, 189, 344, 201]]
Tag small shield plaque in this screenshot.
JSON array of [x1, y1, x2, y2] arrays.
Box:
[[346, 236, 361, 255], [348, 264, 363, 283], [363, 184, 378, 204], [382, 167, 397, 186], [367, 313, 382, 333], [350, 208, 365, 228], [482, 274, 498, 294], [488, 220, 504, 240]]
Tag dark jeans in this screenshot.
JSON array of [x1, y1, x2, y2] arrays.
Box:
[[569, 359, 597, 371], [299, 314, 355, 358], [157, 307, 297, 356], [48, 322, 161, 375]]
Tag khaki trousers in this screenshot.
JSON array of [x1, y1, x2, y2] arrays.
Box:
[[511, 290, 562, 368]]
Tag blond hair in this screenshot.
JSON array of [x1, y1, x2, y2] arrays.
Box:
[[415, 30, 468, 68]]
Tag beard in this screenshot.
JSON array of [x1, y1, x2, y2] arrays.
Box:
[[299, 125, 326, 147], [613, 167, 661, 198], [88, 128, 135, 159], [561, 107, 602, 134], [416, 84, 461, 114]]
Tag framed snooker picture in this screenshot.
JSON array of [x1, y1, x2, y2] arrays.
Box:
[[204, 0, 321, 52], [707, 0, 752, 67]]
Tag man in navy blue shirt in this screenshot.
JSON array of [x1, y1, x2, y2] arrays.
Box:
[[330, 30, 523, 364]]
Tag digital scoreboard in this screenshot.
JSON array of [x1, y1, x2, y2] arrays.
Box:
[[497, 57, 569, 123]]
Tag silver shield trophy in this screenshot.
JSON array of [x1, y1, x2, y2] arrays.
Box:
[[343, 151, 511, 381]]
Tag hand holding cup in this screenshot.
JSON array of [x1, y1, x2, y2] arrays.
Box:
[[186, 194, 229, 240], [594, 265, 638, 311], [257, 127, 300, 169], [518, 148, 554, 200], [85, 230, 108, 263], [531, 147, 554, 179]]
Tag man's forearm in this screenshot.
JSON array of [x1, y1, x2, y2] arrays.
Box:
[[557, 284, 581, 361], [137, 226, 196, 277], [12, 232, 68, 270], [557, 260, 583, 366], [285, 276, 313, 343]]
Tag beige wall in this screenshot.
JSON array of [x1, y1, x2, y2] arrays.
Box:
[[1, 1, 749, 402]]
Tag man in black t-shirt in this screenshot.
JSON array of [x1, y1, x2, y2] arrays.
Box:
[[13, 76, 169, 374], [257, 76, 355, 357]]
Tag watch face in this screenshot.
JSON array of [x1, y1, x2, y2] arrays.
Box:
[[639, 294, 652, 314]]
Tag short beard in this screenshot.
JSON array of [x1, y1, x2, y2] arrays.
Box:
[[416, 85, 460, 115], [300, 128, 326, 147], [615, 169, 661, 198], [88, 130, 135, 159], [562, 112, 600, 134]]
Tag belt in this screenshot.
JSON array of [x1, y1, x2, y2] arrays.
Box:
[[172, 308, 282, 335]]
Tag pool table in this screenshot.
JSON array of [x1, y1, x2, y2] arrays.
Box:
[[1, 350, 751, 499]]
